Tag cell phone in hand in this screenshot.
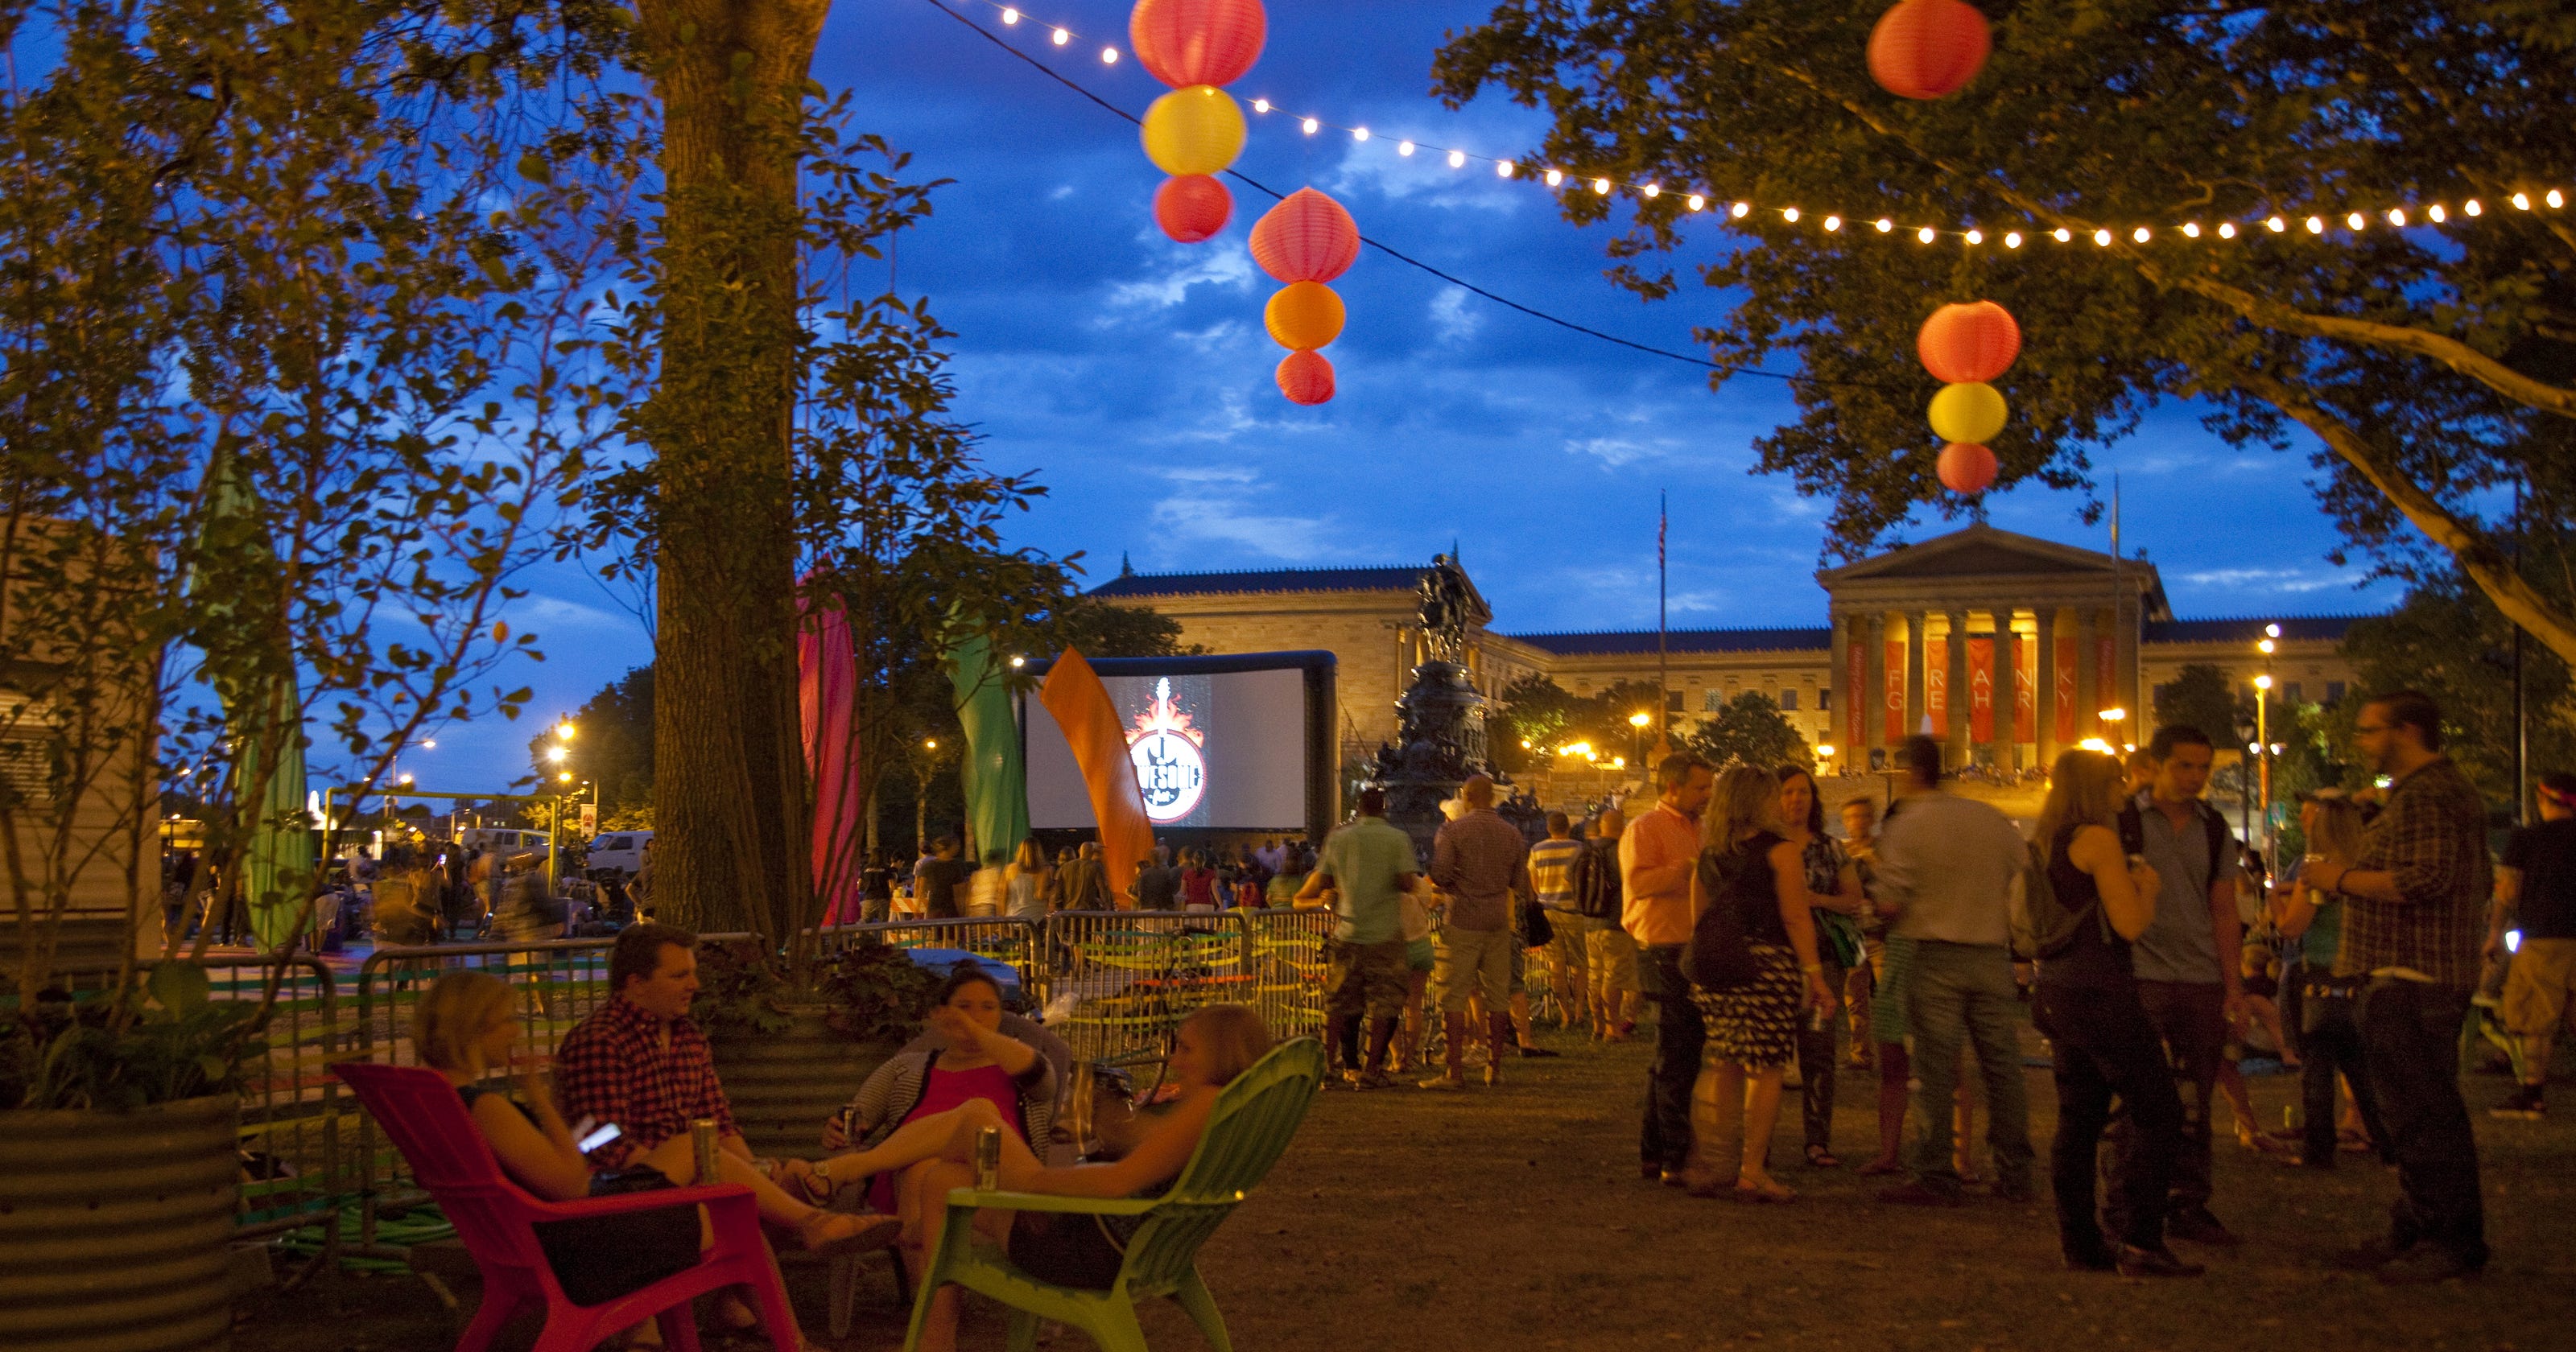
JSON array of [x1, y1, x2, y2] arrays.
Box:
[[576, 1121, 623, 1153]]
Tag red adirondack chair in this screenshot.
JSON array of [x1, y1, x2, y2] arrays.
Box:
[[332, 1061, 799, 1352]]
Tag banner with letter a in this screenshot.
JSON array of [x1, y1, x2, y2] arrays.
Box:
[[1967, 637, 1996, 744]]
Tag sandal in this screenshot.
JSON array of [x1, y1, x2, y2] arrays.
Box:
[[1732, 1176, 1797, 1204], [1803, 1144, 1841, 1169], [797, 1208, 901, 1255], [780, 1158, 836, 1206]]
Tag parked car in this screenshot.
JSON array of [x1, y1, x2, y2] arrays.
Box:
[[585, 830, 655, 880], [458, 826, 551, 855]]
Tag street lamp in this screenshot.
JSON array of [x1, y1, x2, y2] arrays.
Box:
[[2253, 673, 2275, 864], [555, 719, 576, 741], [1628, 710, 1651, 765]]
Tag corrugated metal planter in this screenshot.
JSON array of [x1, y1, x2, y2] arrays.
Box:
[[711, 1006, 896, 1156], [0, 1094, 239, 1352]]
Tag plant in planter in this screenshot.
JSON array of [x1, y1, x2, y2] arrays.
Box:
[[690, 937, 944, 1156]]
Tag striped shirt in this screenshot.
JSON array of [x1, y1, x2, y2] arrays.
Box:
[[1530, 837, 1583, 910]]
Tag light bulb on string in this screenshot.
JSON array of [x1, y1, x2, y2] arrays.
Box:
[[2093, 228, 2112, 245], [1252, 98, 1269, 113], [1686, 194, 1706, 211], [1496, 161, 1514, 178], [1963, 228, 1981, 244], [1592, 177, 1611, 195], [1782, 206, 1800, 221], [1642, 183, 1661, 199], [2052, 227, 2071, 242], [1824, 215, 1842, 231], [1001, 6, 1018, 23], [2347, 211, 2365, 230], [2132, 226, 2151, 242], [1101, 46, 1117, 64], [1544, 168, 1564, 187], [2004, 230, 2022, 248], [1352, 126, 1368, 142], [2265, 216, 2286, 232], [1875, 218, 1894, 233], [2512, 192, 2531, 210], [2387, 208, 2406, 226], [2550, 190, 2566, 208], [2305, 216, 2324, 233], [2465, 199, 2483, 216], [1051, 27, 1068, 45], [1397, 140, 1414, 156], [2182, 222, 2200, 237], [1301, 117, 1319, 134], [2218, 222, 2237, 237], [1917, 225, 1935, 243], [1732, 201, 1751, 217], [2428, 204, 2447, 222], [1450, 150, 1468, 168]]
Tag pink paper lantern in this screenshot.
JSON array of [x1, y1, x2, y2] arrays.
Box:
[[1155, 175, 1233, 243], [1250, 188, 1360, 284], [1918, 300, 2021, 384], [1937, 441, 1998, 494], [1868, 0, 1992, 101], [1277, 349, 1335, 405], [1129, 0, 1267, 89]]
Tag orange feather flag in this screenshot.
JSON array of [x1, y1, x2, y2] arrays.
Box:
[[1040, 649, 1156, 906]]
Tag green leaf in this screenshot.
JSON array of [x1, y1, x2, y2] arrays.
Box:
[[149, 962, 211, 1016], [516, 153, 552, 186]]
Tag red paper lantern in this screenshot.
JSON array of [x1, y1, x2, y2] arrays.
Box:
[[1130, 0, 1267, 89], [1249, 188, 1360, 283], [1277, 349, 1335, 405], [1936, 441, 1998, 494], [1867, 0, 1991, 101], [1917, 300, 2021, 384], [1154, 175, 1233, 243]]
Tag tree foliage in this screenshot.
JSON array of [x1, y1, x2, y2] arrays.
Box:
[[2330, 565, 2576, 811], [2153, 664, 2248, 746], [1490, 675, 1667, 773], [1435, 2, 2576, 661], [1685, 691, 1814, 773]]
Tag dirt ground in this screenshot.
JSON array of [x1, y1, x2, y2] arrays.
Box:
[[235, 1023, 2575, 1352]]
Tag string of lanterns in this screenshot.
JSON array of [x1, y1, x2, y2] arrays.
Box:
[[957, 0, 2574, 249], [1131, 0, 1266, 244], [1918, 300, 2017, 495], [1251, 188, 1360, 405]]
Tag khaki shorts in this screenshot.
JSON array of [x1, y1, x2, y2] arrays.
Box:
[[1543, 910, 1593, 981], [1585, 923, 1641, 995], [2501, 936, 2576, 1037], [1433, 925, 1516, 1014]]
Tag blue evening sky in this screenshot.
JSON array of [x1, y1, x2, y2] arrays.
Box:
[[433, 0, 2396, 787]]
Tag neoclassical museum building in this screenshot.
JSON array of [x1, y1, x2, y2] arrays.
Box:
[[1091, 524, 2370, 775]]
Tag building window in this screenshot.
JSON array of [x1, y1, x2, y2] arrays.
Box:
[[1778, 689, 1799, 711], [1703, 690, 1723, 711], [2326, 681, 2346, 704], [1666, 690, 1685, 715], [2282, 682, 2303, 704], [1818, 687, 1831, 711]]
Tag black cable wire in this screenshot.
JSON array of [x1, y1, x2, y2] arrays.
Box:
[[918, 0, 1851, 390]]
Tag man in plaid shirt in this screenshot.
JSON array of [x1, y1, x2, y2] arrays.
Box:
[[2300, 690, 2491, 1284], [554, 922, 743, 1171]]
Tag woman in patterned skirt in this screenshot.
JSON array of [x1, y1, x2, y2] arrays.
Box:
[[1688, 765, 1839, 1202]]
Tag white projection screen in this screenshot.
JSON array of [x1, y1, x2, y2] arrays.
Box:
[[1021, 651, 1335, 838]]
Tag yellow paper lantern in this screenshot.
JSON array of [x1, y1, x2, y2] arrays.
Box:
[[1263, 281, 1344, 351], [1141, 84, 1246, 176], [1928, 381, 2007, 444]]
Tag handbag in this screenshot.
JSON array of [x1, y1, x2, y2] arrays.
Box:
[[1520, 900, 1555, 948]]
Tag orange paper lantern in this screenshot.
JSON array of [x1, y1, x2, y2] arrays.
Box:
[[1936, 441, 1998, 494], [1264, 281, 1344, 351], [1250, 187, 1360, 284], [1278, 349, 1335, 405], [1917, 300, 2021, 383], [1867, 0, 1991, 101], [1155, 175, 1233, 243], [1130, 0, 1267, 89]]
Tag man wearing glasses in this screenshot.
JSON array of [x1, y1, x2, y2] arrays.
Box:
[[2299, 690, 2491, 1284]]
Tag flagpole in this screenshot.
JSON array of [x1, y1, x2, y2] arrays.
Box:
[[1658, 490, 1669, 745]]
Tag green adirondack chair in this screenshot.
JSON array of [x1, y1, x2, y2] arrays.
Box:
[[898, 1037, 1325, 1352]]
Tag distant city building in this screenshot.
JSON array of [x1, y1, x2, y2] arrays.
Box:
[[1090, 524, 2369, 775]]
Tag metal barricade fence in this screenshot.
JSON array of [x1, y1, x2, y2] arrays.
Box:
[[1039, 909, 1253, 1067], [813, 917, 1046, 1008], [1240, 907, 1331, 1047]]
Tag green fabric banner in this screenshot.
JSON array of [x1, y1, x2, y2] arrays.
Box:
[[947, 629, 1028, 867], [194, 452, 313, 950]]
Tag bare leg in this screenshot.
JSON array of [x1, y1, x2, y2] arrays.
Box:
[[1739, 1067, 1790, 1192], [1398, 970, 1427, 1071], [820, 1098, 1003, 1184], [2216, 1059, 2261, 1144], [1860, 1041, 1909, 1174], [902, 1157, 1015, 1352], [634, 1135, 879, 1244]]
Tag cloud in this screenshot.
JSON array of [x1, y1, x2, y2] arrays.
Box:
[[2174, 567, 2353, 595], [1146, 464, 1338, 561], [1428, 285, 1480, 342], [1567, 436, 1673, 468], [1104, 244, 1255, 311]]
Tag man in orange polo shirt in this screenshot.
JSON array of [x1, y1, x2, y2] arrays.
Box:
[[1625, 752, 1715, 1185]]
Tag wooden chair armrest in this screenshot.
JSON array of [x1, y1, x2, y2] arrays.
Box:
[[941, 1186, 1158, 1216]]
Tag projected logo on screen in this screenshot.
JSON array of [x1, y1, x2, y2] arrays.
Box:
[[1125, 678, 1208, 823]]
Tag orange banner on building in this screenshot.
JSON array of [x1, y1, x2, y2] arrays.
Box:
[[2014, 636, 2036, 744], [1847, 637, 1868, 751], [1884, 640, 1907, 745], [1925, 636, 1949, 736], [1039, 649, 1155, 905], [2054, 637, 2079, 746], [1968, 637, 1996, 744]]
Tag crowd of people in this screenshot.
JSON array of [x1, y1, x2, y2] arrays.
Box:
[[1296, 686, 2536, 1286], [163, 837, 644, 951], [871, 834, 1320, 921]]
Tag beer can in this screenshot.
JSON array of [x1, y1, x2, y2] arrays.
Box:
[[973, 1124, 1001, 1192], [690, 1118, 720, 1186]]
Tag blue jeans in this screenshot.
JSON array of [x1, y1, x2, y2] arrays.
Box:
[[1640, 944, 1704, 1173], [1905, 941, 2033, 1194], [2359, 979, 2487, 1266]]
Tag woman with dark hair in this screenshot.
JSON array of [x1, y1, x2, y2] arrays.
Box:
[[1776, 765, 1864, 1168], [804, 967, 1056, 1341], [1178, 847, 1220, 910]]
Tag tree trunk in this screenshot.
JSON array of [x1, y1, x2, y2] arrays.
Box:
[[635, 0, 829, 941]]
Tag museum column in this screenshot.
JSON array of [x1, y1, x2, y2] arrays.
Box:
[[1945, 608, 1971, 765]]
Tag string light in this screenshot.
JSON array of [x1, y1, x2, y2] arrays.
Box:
[[964, 2, 2576, 254], [1782, 206, 1800, 221]]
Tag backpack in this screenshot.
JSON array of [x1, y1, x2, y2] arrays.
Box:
[[2008, 834, 2109, 962], [1571, 842, 1622, 921]]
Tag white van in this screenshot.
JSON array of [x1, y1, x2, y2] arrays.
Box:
[[587, 830, 655, 880], [457, 827, 551, 855]]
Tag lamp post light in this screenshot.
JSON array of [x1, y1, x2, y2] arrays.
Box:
[[1628, 710, 1651, 765], [2252, 673, 2275, 861], [1816, 743, 1836, 777]]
